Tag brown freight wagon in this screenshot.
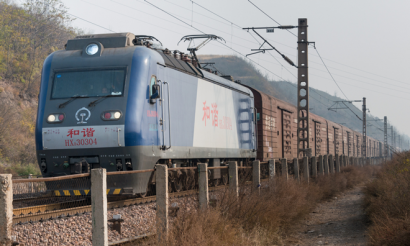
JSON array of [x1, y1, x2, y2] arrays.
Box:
[[244, 84, 383, 161]]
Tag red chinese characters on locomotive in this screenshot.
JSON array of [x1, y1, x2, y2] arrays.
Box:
[[65, 128, 97, 146], [202, 101, 232, 130]]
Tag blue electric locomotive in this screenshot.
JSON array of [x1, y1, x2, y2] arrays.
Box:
[[35, 33, 257, 195]]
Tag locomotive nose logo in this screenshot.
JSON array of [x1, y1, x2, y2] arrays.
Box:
[[75, 107, 91, 124]]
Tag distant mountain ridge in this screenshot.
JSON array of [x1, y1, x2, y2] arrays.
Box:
[[198, 55, 405, 144]]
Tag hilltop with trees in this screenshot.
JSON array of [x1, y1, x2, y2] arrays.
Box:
[[0, 0, 77, 174]]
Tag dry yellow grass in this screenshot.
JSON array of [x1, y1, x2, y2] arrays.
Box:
[[365, 152, 410, 246], [162, 165, 374, 246]]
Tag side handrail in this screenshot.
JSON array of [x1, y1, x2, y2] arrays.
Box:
[[163, 81, 171, 150], [117, 128, 122, 146], [42, 131, 47, 150], [254, 107, 258, 152]]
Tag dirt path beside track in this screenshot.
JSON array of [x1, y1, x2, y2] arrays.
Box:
[[287, 185, 368, 246]]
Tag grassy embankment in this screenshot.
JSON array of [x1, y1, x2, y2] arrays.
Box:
[[365, 152, 410, 245], [162, 166, 376, 245]]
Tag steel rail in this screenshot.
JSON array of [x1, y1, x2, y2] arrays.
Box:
[[13, 173, 90, 183]]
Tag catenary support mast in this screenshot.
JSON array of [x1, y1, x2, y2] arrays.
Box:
[[297, 18, 310, 157]]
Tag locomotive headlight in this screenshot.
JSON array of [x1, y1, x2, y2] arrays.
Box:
[[101, 111, 122, 120], [47, 113, 65, 123], [114, 112, 121, 119], [48, 115, 56, 122], [85, 44, 99, 55]]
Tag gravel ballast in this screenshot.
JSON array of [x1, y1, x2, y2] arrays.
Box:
[[12, 196, 198, 245]]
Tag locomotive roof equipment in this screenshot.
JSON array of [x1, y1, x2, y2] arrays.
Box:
[[178, 34, 225, 69]]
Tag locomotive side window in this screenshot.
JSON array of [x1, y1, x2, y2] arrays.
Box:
[[149, 76, 160, 104], [51, 69, 126, 99], [149, 76, 157, 97]]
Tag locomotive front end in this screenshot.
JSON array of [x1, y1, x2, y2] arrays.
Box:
[[35, 33, 161, 195]]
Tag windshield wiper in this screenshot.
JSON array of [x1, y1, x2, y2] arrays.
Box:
[[88, 94, 117, 107], [58, 95, 89, 108]]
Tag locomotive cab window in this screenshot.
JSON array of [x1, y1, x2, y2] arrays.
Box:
[[51, 69, 126, 99], [149, 76, 160, 103]]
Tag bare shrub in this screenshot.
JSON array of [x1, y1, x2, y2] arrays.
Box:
[[365, 152, 410, 245]]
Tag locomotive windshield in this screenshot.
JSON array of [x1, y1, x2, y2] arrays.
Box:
[[51, 69, 126, 99]]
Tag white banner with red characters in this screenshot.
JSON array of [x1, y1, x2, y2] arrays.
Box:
[[193, 79, 239, 148], [42, 125, 125, 149]]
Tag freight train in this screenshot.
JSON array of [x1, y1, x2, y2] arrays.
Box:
[[35, 33, 385, 196]]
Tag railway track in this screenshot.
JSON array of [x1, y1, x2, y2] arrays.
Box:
[[13, 186, 226, 224]]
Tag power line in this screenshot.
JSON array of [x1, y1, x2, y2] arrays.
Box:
[[67, 13, 115, 33], [142, 0, 410, 94], [314, 47, 349, 100], [191, 1, 242, 29], [177, 1, 410, 91], [247, 0, 297, 37]]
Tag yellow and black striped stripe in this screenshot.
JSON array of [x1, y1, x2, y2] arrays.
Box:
[[54, 188, 123, 196]]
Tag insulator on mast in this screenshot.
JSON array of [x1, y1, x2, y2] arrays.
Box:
[[282, 54, 296, 67], [278, 25, 296, 29]]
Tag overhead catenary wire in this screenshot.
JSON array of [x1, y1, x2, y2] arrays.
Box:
[[162, 0, 410, 91], [141, 0, 336, 110], [247, 0, 297, 37], [134, 0, 410, 94], [141, 0, 386, 129], [67, 13, 115, 33]]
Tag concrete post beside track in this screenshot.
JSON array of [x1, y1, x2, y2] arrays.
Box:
[[253, 160, 261, 193], [91, 168, 108, 246], [0, 174, 12, 246], [335, 154, 340, 173], [311, 156, 318, 178], [329, 155, 334, 173], [303, 157, 309, 182], [318, 155, 324, 175], [324, 155, 329, 175], [198, 163, 208, 210], [293, 158, 299, 181], [156, 165, 169, 242], [281, 159, 288, 180], [228, 161, 238, 197]]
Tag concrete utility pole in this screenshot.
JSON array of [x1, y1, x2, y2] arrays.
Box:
[[297, 18, 310, 157], [362, 97, 366, 157], [384, 116, 388, 156]]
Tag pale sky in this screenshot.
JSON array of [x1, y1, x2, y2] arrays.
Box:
[[54, 0, 410, 139]]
